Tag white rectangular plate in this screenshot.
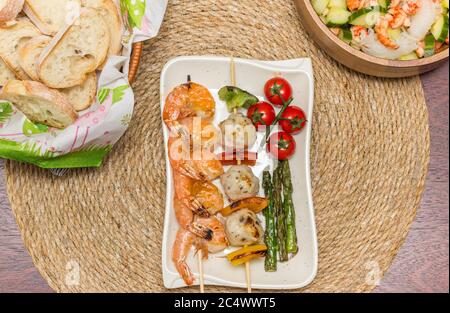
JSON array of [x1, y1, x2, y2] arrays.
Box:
[[160, 56, 318, 290]]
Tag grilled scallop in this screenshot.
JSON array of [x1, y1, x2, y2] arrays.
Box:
[[226, 209, 264, 247], [220, 165, 260, 201], [219, 112, 257, 150]]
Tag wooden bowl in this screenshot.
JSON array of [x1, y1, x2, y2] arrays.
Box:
[[294, 0, 449, 78]]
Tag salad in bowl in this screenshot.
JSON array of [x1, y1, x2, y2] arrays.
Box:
[[312, 0, 449, 60]]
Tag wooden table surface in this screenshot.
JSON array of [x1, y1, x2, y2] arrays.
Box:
[[0, 63, 448, 293]]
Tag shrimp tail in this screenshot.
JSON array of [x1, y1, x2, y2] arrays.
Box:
[[172, 229, 196, 286], [176, 262, 195, 286]]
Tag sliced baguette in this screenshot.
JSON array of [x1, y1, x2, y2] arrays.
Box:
[[0, 0, 24, 24], [23, 0, 81, 35], [82, 0, 123, 68], [0, 18, 41, 80], [38, 7, 110, 89], [0, 80, 78, 129], [18, 37, 97, 111], [0, 56, 15, 86], [61, 72, 97, 111], [17, 35, 51, 81]]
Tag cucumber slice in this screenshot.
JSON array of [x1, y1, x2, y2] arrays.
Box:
[[431, 14, 449, 43], [312, 0, 330, 15], [326, 8, 351, 27], [328, 0, 347, 9], [339, 28, 353, 43], [349, 6, 386, 27], [377, 0, 391, 9], [387, 28, 401, 40], [424, 33, 436, 57], [442, 0, 449, 9], [398, 53, 419, 60]]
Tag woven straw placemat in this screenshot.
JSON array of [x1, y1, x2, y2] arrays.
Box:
[[5, 0, 430, 293]]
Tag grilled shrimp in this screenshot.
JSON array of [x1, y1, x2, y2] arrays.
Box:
[[191, 181, 224, 216], [163, 82, 216, 133], [172, 228, 197, 286], [172, 217, 228, 286], [168, 135, 224, 181], [174, 195, 213, 240], [196, 216, 229, 255], [177, 117, 220, 152], [173, 171, 224, 216], [375, 16, 400, 49], [168, 116, 223, 181], [174, 171, 211, 218]]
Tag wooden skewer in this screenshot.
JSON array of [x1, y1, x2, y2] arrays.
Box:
[[230, 57, 237, 87], [245, 253, 252, 293], [195, 58, 239, 293], [230, 56, 252, 294], [198, 250, 205, 293]]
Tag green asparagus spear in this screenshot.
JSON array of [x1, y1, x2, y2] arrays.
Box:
[[263, 170, 277, 272], [282, 160, 298, 255], [274, 164, 288, 262]]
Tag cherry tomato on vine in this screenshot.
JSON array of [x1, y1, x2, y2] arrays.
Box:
[[264, 77, 293, 106], [279, 106, 307, 135], [247, 101, 276, 130], [267, 132, 296, 160]]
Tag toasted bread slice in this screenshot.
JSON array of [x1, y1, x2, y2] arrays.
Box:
[[38, 7, 110, 89], [0, 56, 15, 85], [0, 80, 78, 129], [0, 0, 24, 24], [0, 18, 41, 80], [23, 0, 81, 35], [61, 72, 97, 111], [17, 35, 51, 81], [18, 36, 97, 111], [82, 0, 122, 67]]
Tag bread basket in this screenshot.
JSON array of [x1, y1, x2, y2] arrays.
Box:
[[294, 0, 449, 78]]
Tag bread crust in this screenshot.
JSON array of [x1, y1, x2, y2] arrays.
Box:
[[38, 7, 110, 89], [61, 72, 97, 111], [0, 56, 15, 85], [82, 0, 122, 61], [0, 0, 24, 24], [23, 0, 82, 35], [0, 80, 78, 128], [17, 34, 51, 80], [0, 18, 41, 80]]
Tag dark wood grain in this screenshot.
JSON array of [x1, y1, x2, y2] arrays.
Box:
[[374, 61, 449, 293], [0, 161, 53, 293], [0, 63, 448, 293]]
